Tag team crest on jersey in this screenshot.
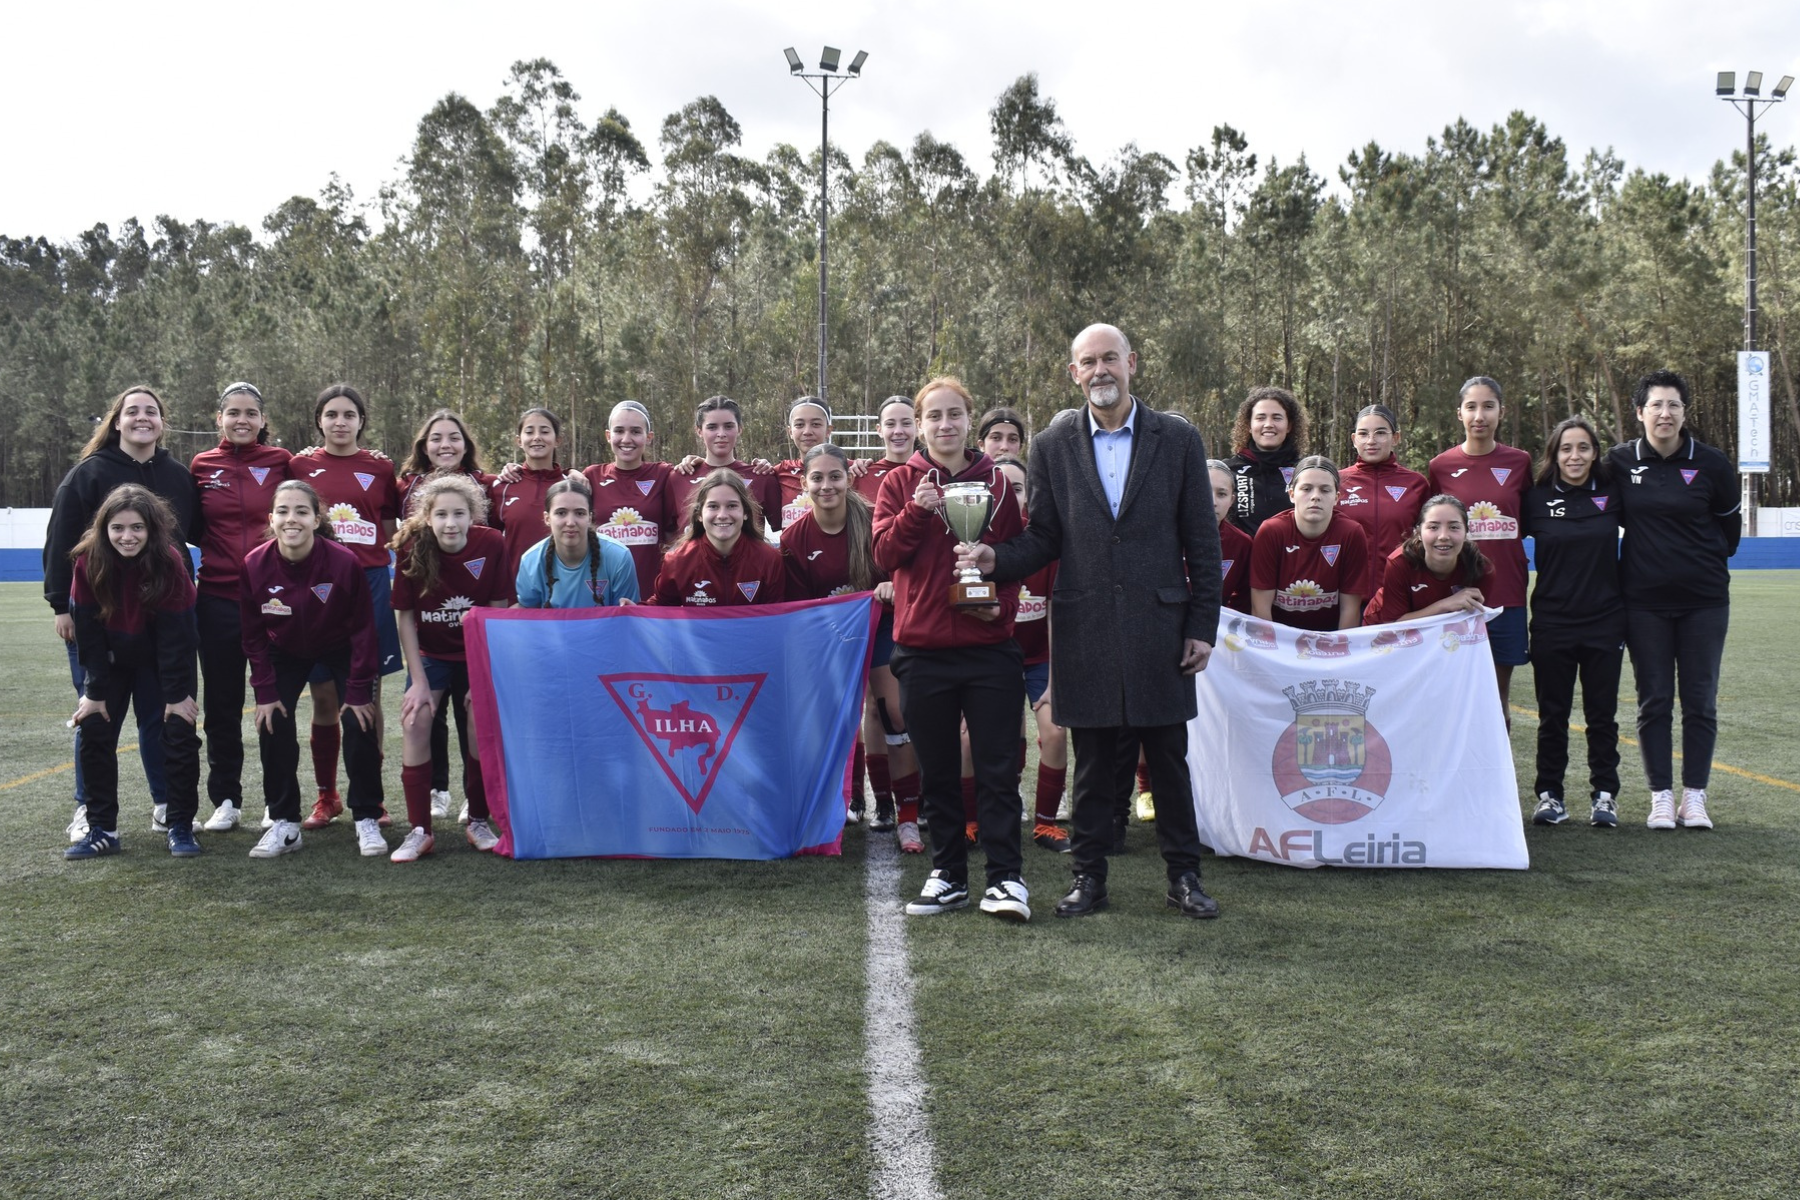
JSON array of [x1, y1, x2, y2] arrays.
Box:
[[1491, 467, 1512, 485], [1592, 496, 1610, 512], [1271, 679, 1392, 825], [1681, 469, 1699, 485], [600, 674, 766, 813], [249, 467, 271, 486], [737, 581, 761, 602], [1321, 544, 1341, 567], [354, 472, 375, 491], [311, 583, 333, 604], [1219, 558, 1234, 578], [1280, 467, 1295, 486], [636, 480, 655, 495], [464, 557, 486, 580], [1384, 485, 1407, 502]]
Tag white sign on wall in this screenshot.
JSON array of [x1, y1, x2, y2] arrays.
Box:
[[1739, 351, 1770, 473]]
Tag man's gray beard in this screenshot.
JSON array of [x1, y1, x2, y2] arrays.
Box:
[[1089, 383, 1122, 407]]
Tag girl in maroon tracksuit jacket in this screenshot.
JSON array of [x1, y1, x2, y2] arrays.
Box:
[[873, 377, 1028, 922], [240, 480, 386, 861], [651, 470, 787, 607], [64, 485, 201, 860]]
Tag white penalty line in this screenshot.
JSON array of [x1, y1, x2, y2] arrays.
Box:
[[863, 833, 946, 1200]]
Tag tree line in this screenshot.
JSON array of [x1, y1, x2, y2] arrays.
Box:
[[4, 59, 1799, 508]]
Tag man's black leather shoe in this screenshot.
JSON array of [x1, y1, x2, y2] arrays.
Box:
[[1054, 873, 1110, 917], [1166, 872, 1220, 919]]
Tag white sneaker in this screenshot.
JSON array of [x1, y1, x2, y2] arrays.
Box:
[[465, 819, 500, 852], [67, 804, 89, 843], [202, 801, 241, 832], [249, 820, 303, 858], [391, 827, 435, 863], [457, 800, 470, 824], [355, 818, 388, 857], [896, 821, 924, 854], [151, 803, 169, 832], [1646, 789, 1677, 830], [260, 808, 275, 830], [980, 878, 1032, 923], [430, 789, 452, 820], [1677, 788, 1714, 830]]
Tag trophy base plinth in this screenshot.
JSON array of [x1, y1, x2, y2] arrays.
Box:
[[951, 581, 998, 609]]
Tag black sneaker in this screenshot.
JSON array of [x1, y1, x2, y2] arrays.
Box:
[[868, 798, 896, 832], [904, 870, 969, 916], [1590, 792, 1618, 828], [1531, 793, 1568, 826]]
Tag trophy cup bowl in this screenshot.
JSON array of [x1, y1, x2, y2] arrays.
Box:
[[938, 480, 998, 608]]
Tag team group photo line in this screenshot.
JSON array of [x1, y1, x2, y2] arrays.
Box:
[[43, 319, 1738, 922]]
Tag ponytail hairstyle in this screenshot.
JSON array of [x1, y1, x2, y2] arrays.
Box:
[[81, 386, 166, 459], [540, 475, 601, 608], [218, 382, 272, 445], [404, 408, 484, 478], [1399, 493, 1491, 582], [517, 407, 563, 466], [1289, 454, 1341, 490], [265, 479, 340, 544], [677, 468, 764, 549], [68, 484, 185, 623], [803, 444, 873, 591], [977, 406, 1028, 447], [389, 474, 490, 598]]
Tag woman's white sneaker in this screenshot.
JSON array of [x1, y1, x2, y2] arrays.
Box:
[[1677, 789, 1713, 830], [249, 820, 303, 858], [391, 827, 435, 863], [203, 801, 242, 832], [465, 819, 500, 852], [1646, 790, 1677, 831], [355, 818, 388, 857]]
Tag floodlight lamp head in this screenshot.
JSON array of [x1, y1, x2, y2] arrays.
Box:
[[1746, 71, 1764, 96], [1776, 76, 1795, 100], [784, 47, 803, 73], [1717, 71, 1736, 96], [848, 50, 868, 77], [820, 46, 841, 72]]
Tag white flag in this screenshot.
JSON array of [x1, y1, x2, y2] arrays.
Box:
[[1188, 608, 1527, 869]]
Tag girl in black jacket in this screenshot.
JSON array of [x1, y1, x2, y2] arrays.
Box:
[[1225, 386, 1306, 535]]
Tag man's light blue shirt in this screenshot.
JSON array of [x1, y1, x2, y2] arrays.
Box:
[[1087, 399, 1137, 518]]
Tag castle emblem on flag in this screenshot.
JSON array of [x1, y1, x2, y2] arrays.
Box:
[[1271, 679, 1392, 825]]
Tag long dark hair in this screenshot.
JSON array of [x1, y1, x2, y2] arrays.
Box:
[[314, 383, 368, 443], [539, 476, 601, 607], [1400, 494, 1491, 581], [264, 480, 340, 544], [404, 408, 485, 477], [802, 444, 873, 591], [390, 474, 490, 599], [81, 386, 166, 459], [677, 468, 764, 549], [69, 484, 185, 622], [1535, 416, 1612, 487], [1231, 386, 1307, 456]]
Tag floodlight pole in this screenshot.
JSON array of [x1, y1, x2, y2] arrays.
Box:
[[786, 49, 866, 404]]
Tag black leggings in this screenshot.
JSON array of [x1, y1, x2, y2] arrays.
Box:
[[78, 653, 200, 834], [258, 647, 383, 822]]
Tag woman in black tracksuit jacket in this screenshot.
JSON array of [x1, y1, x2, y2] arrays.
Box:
[[1520, 416, 1624, 829], [1225, 385, 1306, 536], [1605, 370, 1740, 833]]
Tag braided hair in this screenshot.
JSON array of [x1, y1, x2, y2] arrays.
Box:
[[540, 476, 603, 606]]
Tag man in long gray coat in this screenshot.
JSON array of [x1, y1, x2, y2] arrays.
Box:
[[960, 323, 1222, 918]]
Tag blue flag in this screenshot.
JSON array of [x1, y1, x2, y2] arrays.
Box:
[[465, 595, 875, 860]]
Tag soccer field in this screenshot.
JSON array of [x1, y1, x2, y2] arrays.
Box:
[[2, 576, 1796, 1199]]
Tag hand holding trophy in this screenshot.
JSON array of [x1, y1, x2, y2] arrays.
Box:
[[934, 471, 1000, 609]]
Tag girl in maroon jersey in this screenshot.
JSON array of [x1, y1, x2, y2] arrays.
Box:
[[63, 486, 201, 860], [191, 383, 310, 834], [672, 397, 784, 533], [1363, 495, 1494, 624], [651, 470, 787, 606], [849, 396, 920, 830], [775, 398, 835, 530], [398, 409, 497, 517], [290, 384, 402, 830], [241, 480, 386, 860], [1250, 456, 1369, 631], [1338, 403, 1429, 600], [583, 401, 680, 598], [389, 475, 516, 863], [490, 408, 570, 586]]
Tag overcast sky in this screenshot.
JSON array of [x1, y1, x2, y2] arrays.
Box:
[[5, 0, 1798, 244]]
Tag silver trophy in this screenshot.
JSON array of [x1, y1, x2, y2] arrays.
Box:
[[934, 471, 999, 608]]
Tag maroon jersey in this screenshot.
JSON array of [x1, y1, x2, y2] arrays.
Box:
[[1338, 457, 1430, 597], [1427, 443, 1531, 608], [775, 461, 813, 530], [290, 449, 401, 570], [1013, 561, 1056, 665], [191, 440, 293, 599], [650, 536, 788, 607], [1218, 518, 1253, 614], [390, 525, 513, 661], [72, 546, 198, 637], [780, 509, 867, 599], [240, 536, 378, 704], [1249, 510, 1370, 632], [671, 461, 786, 531], [1363, 545, 1496, 625], [584, 460, 680, 597], [854, 459, 907, 505], [489, 465, 567, 585]]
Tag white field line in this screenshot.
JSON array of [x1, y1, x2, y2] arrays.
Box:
[[863, 834, 946, 1200]]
